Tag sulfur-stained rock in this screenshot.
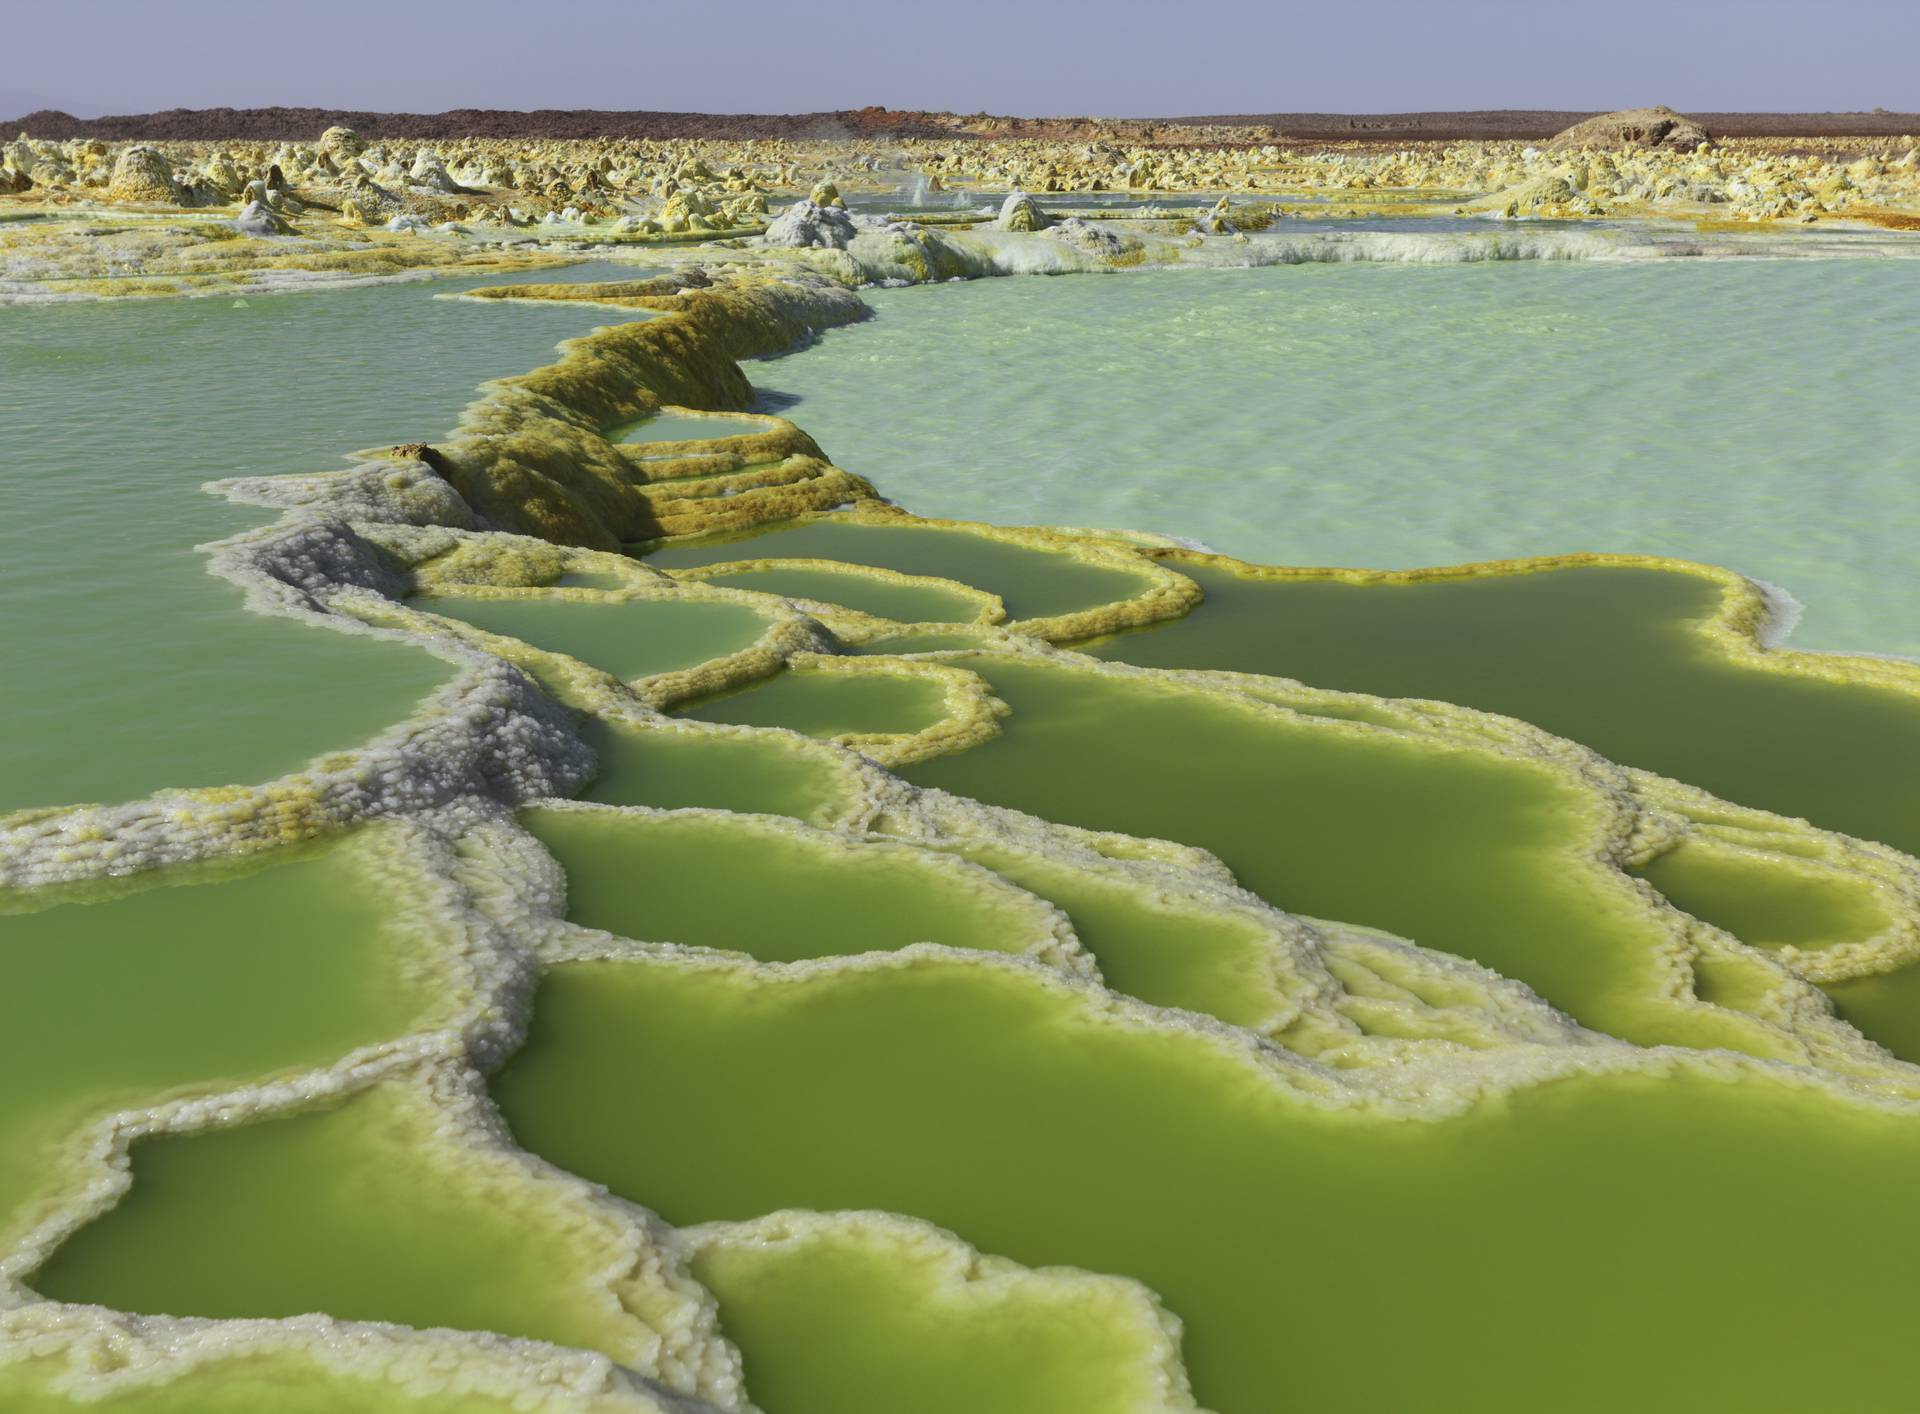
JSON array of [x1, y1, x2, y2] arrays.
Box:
[[996, 190, 1050, 231], [241, 177, 298, 212], [761, 198, 858, 248], [230, 200, 295, 236], [338, 174, 404, 224], [722, 190, 770, 221], [317, 125, 367, 162], [107, 145, 182, 203], [660, 186, 719, 232], [408, 151, 464, 193], [1190, 196, 1238, 234], [1044, 216, 1138, 259]]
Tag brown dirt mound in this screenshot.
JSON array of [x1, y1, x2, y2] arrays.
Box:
[[1173, 109, 1920, 142], [1547, 105, 1710, 151]]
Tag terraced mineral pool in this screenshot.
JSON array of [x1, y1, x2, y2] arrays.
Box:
[[682, 665, 953, 740], [523, 806, 1048, 962], [642, 519, 1153, 622], [688, 1222, 1178, 1414], [416, 592, 768, 681], [0, 832, 441, 1240], [1635, 841, 1894, 952], [1632, 840, 1920, 1062], [30, 1083, 648, 1359], [580, 718, 850, 820], [0, 260, 645, 813], [613, 409, 777, 443], [1821, 965, 1920, 1063], [693, 564, 987, 624], [1087, 563, 1920, 858], [898, 656, 1746, 1048], [757, 259, 1920, 655], [940, 843, 1284, 1027], [492, 954, 1920, 1414]]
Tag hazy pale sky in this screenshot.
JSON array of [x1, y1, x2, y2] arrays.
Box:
[[4, 0, 1915, 118]]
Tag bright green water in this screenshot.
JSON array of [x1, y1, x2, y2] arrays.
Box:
[[1637, 844, 1893, 951], [1633, 841, 1920, 1062], [683, 666, 951, 739], [581, 719, 849, 821], [692, 1224, 1173, 1414], [418, 593, 767, 681], [1089, 564, 1920, 858], [944, 843, 1284, 1028], [901, 657, 1746, 1049], [0, 263, 640, 813], [1823, 966, 1920, 1063], [0, 1358, 549, 1414], [494, 953, 1920, 1414], [642, 520, 1152, 622], [0, 835, 438, 1239], [31, 1084, 641, 1357], [759, 261, 1920, 655], [524, 806, 1043, 962], [697, 564, 984, 623]]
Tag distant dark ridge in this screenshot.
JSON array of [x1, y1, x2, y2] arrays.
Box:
[[0, 106, 968, 142], [1172, 109, 1920, 141], [7, 106, 1918, 145]]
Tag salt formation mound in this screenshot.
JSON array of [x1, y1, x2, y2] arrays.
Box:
[[996, 190, 1050, 231], [229, 199, 293, 236], [106, 144, 181, 203], [339, 174, 404, 225], [1550, 105, 1710, 152], [1191, 196, 1239, 234], [407, 150, 463, 193], [1045, 215, 1137, 258], [317, 125, 366, 161], [762, 198, 859, 248]]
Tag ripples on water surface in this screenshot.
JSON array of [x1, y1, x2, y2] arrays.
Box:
[[759, 259, 1920, 655]]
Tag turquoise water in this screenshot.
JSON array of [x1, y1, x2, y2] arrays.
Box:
[[755, 261, 1920, 655], [0, 263, 643, 812]]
